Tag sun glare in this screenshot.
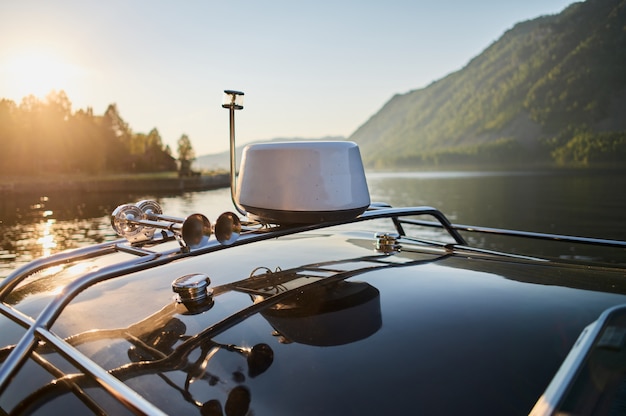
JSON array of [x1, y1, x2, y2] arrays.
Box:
[[3, 49, 84, 102]]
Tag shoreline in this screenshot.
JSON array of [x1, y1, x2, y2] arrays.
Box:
[[0, 173, 230, 195]]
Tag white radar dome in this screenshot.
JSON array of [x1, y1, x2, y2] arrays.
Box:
[[237, 141, 370, 223]]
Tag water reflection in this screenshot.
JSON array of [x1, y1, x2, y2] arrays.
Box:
[[0, 188, 235, 278], [366, 170, 626, 263], [1, 170, 625, 277], [0, 194, 125, 276]]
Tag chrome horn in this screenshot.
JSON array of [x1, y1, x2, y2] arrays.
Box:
[[111, 202, 211, 248], [111, 200, 241, 248], [136, 200, 241, 246], [110, 204, 155, 243], [214, 211, 242, 245], [136, 199, 216, 247]]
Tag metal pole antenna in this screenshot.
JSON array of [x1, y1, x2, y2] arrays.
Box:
[[222, 90, 246, 216]]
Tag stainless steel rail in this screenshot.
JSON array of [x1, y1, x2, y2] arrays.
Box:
[[399, 218, 626, 249], [0, 234, 171, 301], [37, 326, 167, 415], [4, 204, 623, 413], [0, 206, 463, 413], [0, 240, 122, 300]]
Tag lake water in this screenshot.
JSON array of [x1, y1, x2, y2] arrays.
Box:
[[1, 169, 625, 277]]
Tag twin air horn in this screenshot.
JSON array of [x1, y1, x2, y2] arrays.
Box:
[[111, 200, 241, 248]]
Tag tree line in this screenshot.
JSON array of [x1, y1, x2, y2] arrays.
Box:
[[0, 90, 196, 176]]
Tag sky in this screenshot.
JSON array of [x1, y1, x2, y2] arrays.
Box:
[[0, 0, 576, 156]]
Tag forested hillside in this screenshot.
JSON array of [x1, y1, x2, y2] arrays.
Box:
[[350, 0, 626, 168], [0, 91, 177, 175]]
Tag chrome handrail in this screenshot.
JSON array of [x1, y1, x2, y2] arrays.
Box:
[[1, 203, 624, 413], [0, 205, 464, 302], [0, 206, 462, 395], [0, 233, 174, 302], [399, 218, 626, 249], [0, 240, 123, 300]]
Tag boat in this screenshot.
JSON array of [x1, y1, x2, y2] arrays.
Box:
[[1, 90, 626, 415]]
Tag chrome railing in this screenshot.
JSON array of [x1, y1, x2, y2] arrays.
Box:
[[1, 200, 624, 413]]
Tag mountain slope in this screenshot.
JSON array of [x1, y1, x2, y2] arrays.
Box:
[[350, 0, 626, 168]]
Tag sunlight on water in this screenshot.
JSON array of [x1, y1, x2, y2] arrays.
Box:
[[36, 219, 57, 257], [0, 188, 237, 278]]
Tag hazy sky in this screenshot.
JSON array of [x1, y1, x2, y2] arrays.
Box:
[[1, 0, 575, 156]]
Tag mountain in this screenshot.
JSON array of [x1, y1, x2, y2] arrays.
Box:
[[195, 136, 345, 171], [350, 0, 626, 168]]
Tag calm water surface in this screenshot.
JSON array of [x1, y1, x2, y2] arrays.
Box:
[[1, 170, 625, 277]]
